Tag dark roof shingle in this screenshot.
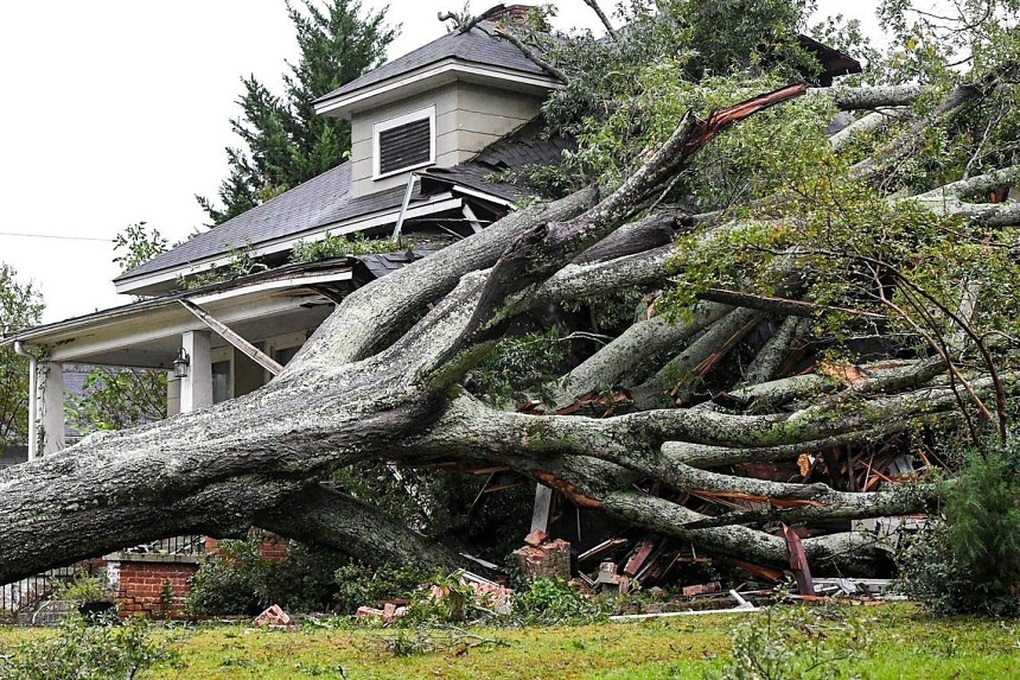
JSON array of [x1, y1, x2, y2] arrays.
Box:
[[315, 21, 547, 104], [117, 163, 355, 282]]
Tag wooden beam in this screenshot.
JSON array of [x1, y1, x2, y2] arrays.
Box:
[[178, 299, 284, 376]]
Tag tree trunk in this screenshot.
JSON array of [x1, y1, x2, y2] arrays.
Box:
[[1, 81, 1009, 585]]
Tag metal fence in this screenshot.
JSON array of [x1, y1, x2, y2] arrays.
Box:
[[128, 535, 206, 556], [0, 564, 79, 614], [0, 535, 206, 615]]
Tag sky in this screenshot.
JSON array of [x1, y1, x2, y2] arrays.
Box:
[[0, 0, 879, 324]]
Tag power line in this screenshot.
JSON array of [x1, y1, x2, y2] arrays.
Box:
[[0, 231, 112, 243]]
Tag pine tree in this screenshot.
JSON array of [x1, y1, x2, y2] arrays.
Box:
[[198, 0, 397, 225]]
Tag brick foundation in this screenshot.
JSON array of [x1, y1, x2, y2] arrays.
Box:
[[105, 553, 200, 619]]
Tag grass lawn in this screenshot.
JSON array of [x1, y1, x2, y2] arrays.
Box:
[[1, 603, 1019, 678]]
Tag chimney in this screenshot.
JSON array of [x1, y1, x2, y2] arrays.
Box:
[[480, 4, 536, 28]]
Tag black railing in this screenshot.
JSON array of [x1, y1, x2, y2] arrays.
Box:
[[0, 535, 205, 615], [0, 565, 79, 614]]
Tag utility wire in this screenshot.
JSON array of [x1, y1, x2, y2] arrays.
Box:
[[0, 231, 112, 243]]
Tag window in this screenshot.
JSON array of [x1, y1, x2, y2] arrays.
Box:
[[373, 107, 435, 179], [212, 360, 232, 404]]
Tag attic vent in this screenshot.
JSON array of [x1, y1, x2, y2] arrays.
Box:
[[373, 107, 436, 179]]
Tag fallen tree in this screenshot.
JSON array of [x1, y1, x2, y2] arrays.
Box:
[[3, 2, 1020, 584]]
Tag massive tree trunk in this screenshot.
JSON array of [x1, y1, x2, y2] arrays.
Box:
[[0, 81, 1013, 585]]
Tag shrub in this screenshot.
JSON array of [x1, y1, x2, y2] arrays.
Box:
[[705, 604, 872, 680], [898, 438, 1020, 617], [0, 614, 179, 679], [509, 578, 607, 626], [187, 531, 347, 616], [333, 563, 430, 615]]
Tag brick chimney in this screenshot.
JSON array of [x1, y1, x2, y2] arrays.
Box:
[[480, 4, 536, 27]]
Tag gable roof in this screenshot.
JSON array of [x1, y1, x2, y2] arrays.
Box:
[[114, 118, 568, 296], [314, 20, 561, 118], [316, 20, 547, 105], [111, 153, 523, 296]]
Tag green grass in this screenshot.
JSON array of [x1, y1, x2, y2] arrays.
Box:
[[1, 604, 1019, 678]]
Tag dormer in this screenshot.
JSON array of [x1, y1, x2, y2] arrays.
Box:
[[314, 7, 562, 197]]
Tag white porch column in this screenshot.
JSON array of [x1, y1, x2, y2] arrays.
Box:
[[179, 331, 212, 413], [39, 362, 65, 456]]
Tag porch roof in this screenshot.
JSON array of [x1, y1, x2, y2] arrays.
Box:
[[2, 259, 355, 369]]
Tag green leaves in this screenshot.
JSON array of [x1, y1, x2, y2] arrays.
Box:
[[899, 438, 1020, 617], [0, 262, 43, 449], [112, 222, 168, 274]]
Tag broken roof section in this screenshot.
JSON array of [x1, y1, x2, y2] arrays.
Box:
[[111, 126, 562, 298], [420, 120, 574, 203], [5, 254, 430, 369]]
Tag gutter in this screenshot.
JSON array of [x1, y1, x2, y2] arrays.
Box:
[[12, 342, 37, 461]]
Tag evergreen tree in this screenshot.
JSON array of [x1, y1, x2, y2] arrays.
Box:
[[0, 263, 43, 450], [198, 0, 397, 225]]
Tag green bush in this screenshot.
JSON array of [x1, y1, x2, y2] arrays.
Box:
[[333, 563, 430, 615], [0, 614, 179, 679], [706, 604, 872, 680], [186, 531, 347, 616], [898, 439, 1020, 617], [509, 578, 607, 626]]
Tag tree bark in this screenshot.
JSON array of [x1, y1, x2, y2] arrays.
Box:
[[0, 80, 1000, 586]]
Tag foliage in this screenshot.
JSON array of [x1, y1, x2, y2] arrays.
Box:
[[508, 578, 608, 626], [0, 614, 179, 680], [64, 223, 173, 439], [877, 0, 1020, 84], [898, 438, 1020, 617], [198, 0, 397, 224], [176, 242, 269, 290], [112, 222, 168, 275], [66, 366, 167, 435], [380, 625, 508, 657], [332, 463, 532, 562], [0, 263, 43, 450], [186, 531, 347, 615], [290, 231, 398, 263], [706, 603, 873, 680], [52, 570, 109, 605], [537, 0, 819, 141], [332, 563, 429, 615], [507, 0, 1020, 417], [468, 328, 572, 407]]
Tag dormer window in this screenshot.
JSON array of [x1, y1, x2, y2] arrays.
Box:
[[373, 106, 436, 179]]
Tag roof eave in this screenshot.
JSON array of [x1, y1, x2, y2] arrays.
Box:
[[112, 192, 470, 297], [2, 260, 355, 353], [314, 58, 563, 120]]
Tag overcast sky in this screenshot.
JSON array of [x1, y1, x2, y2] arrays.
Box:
[[0, 0, 878, 324]]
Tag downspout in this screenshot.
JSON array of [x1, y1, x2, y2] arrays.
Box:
[[13, 342, 37, 461]]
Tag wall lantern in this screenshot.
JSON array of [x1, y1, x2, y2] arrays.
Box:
[[173, 348, 191, 378]]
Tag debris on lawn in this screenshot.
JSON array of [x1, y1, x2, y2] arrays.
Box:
[[609, 589, 757, 621], [252, 604, 295, 629], [354, 570, 515, 624], [456, 570, 513, 615]]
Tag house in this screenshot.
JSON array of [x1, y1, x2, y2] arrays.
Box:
[[0, 6, 860, 459]]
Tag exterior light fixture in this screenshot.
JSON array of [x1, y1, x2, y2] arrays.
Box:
[[173, 348, 191, 378]]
